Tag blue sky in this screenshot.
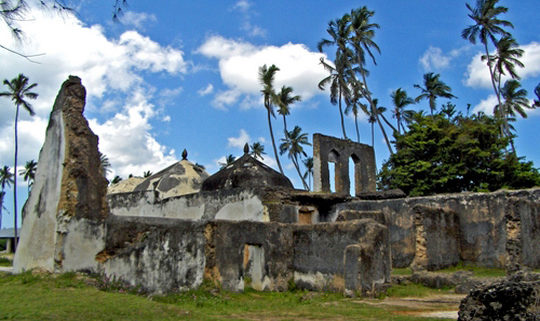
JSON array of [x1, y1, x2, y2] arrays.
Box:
[[0, 0, 539, 228]]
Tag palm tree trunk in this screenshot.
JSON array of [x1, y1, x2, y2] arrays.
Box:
[[354, 113, 360, 143], [397, 114, 401, 135], [268, 109, 284, 175], [293, 155, 309, 190], [361, 71, 394, 154], [13, 105, 19, 250], [381, 113, 397, 133], [338, 89, 347, 140], [371, 122, 374, 147], [282, 115, 288, 135], [484, 42, 502, 109]]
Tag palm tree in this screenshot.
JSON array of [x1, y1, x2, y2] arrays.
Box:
[[348, 7, 394, 155], [275, 86, 301, 135], [533, 83, 540, 108], [19, 159, 37, 193], [259, 64, 284, 175], [345, 80, 368, 143], [302, 157, 314, 191], [99, 153, 111, 176], [497, 80, 532, 153], [219, 154, 236, 169], [367, 110, 376, 147], [0, 73, 38, 250], [390, 88, 415, 134], [318, 15, 354, 140], [462, 0, 513, 105], [110, 176, 122, 185], [279, 126, 311, 190], [0, 166, 14, 230], [414, 72, 456, 115], [143, 171, 153, 178], [250, 142, 266, 160]]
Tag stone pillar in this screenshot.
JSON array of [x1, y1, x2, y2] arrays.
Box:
[[14, 76, 109, 273]]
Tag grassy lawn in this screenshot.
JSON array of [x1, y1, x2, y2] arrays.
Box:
[[391, 263, 507, 278], [0, 272, 456, 321]]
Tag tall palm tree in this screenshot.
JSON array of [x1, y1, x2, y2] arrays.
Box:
[[462, 0, 513, 105], [318, 56, 352, 140], [345, 80, 368, 143], [367, 110, 376, 148], [0, 166, 14, 230], [279, 126, 311, 190], [219, 154, 236, 169], [348, 7, 394, 155], [302, 157, 314, 191], [318, 15, 354, 139], [0, 73, 38, 250], [259, 64, 284, 175], [250, 142, 266, 160], [414, 72, 456, 115], [497, 80, 532, 153], [275, 86, 301, 135], [19, 159, 37, 193], [390, 88, 415, 134], [534, 83, 540, 108], [99, 152, 111, 176]]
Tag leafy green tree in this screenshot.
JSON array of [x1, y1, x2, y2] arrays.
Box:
[[414, 72, 456, 115], [379, 111, 540, 196], [390, 88, 415, 134], [19, 159, 37, 193], [219, 154, 236, 169], [275, 86, 301, 135], [259, 64, 284, 175], [250, 142, 266, 160], [0, 166, 14, 229], [279, 126, 311, 190], [302, 157, 314, 191], [462, 0, 513, 106], [0, 73, 38, 250]]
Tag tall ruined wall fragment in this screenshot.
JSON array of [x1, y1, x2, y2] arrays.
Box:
[[14, 76, 109, 273]]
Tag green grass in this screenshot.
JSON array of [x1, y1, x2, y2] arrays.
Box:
[[391, 268, 412, 276], [0, 257, 11, 267], [0, 272, 456, 321], [436, 262, 506, 278], [385, 283, 454, 298]]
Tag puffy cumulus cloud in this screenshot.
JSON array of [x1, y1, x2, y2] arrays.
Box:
[[198, 35, 327, 109], [465, 42, 540, 88], [472, 95, 498, 115], [89, 89, 178, 179], [0, 5, 185, 178], [419, 46, 452, 70], [228, 129, 251, 148]]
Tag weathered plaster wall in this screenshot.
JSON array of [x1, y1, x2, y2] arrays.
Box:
[[15, 76, 108, 274], [99, 216, 206, 294], [334, 188, 540, 269], [107, 189, 265, 222]]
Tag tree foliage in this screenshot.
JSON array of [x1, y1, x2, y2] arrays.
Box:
[[378, 111, 540, 196]]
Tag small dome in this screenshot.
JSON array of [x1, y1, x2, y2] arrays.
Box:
[[133, 160, 209, 197], [201, 151, 293, 191]]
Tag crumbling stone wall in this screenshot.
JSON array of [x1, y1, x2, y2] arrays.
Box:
[[313, 133, 376, 195], [334, 189, 540, 269], [14, 76, 108, 273]]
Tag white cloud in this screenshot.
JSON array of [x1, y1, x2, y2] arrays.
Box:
[[233, 0, 251, 12], [0, 5, 186, 178], [119, 11, 157, 30], [228, 129, 251, 148], [198, 35, 328, 109], [198, 84, 214, 96], [419, 46, 452, 70], [465, 42, 540, 88], [472, 95, 498, 115], [231, 0, 266, 38]]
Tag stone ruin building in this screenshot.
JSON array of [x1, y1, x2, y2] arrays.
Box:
[[12, 76, 540, 296]]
